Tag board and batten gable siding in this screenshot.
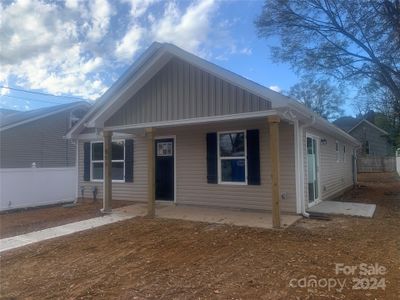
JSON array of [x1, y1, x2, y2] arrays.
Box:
[[105, 58, 272, 127], [303, 127, 355, 205], [78, 120, 297, 212], [0, 110, 76, 168]]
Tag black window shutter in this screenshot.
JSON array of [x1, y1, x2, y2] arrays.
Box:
[[247, 129, 261, 185], [83, 142, 91, 181], [125, 139, 134, 182], [206, 132, 218, 183]]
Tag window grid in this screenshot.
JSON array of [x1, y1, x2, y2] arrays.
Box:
[[217, 130, 248, 185], [90, 140, 125, 182]]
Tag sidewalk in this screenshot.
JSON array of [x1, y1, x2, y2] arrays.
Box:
[[0, 207, 137, 253]]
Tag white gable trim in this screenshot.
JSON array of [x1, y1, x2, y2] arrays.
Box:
[[348, 119, 389, 135]]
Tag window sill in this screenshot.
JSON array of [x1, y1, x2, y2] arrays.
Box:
[[218, 181, 248, 186], [90, 180, 126, 183]]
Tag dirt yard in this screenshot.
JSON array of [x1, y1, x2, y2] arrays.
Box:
[[0, 199, 131, 238], [0, 173, 399, 299]]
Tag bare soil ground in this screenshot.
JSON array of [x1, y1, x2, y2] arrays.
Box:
[[0, 173, 399, 299], [0, 199, 131, 238]]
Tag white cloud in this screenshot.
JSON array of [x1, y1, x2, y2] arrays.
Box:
[[0, 0, 108, 100], [269, 85, 282, 93], [87, 0, 112, 42], [114, 25, 143, 60], [149, 0, 217, 54], [0, 0, 248, 103], [122, 0, 158, 18]]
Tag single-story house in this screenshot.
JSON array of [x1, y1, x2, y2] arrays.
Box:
[[0, 102, 90, 168], [66, 42, 359, 227], [334, 117, 392, 156]]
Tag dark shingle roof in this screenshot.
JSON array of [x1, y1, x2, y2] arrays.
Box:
[[0, 101, 90, 129], [333, 116, 359, 132]]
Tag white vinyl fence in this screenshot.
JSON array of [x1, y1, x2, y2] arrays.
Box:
[[0, 167, 76, 211]]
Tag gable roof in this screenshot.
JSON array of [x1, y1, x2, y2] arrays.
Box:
[[348, 119, 389, 135], [66, 42, 359, 146], [0, 101, 90, 131], [333, 116, 359, 132]]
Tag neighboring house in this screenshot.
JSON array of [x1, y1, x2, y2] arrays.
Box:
[[0, 101, 90, 211], [0, 102, 90, 168], [66, 42, 359, 226], [334, 117, 391, 156]]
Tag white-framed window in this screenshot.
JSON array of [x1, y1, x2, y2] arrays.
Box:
[[342, 145, 346, 162], [217, 130, 247, 184], [335, 141, 339, 162], [91, 140, 125, 182]]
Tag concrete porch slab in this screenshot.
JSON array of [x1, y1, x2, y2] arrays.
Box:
[[307, 201, 376, 218], [115, 203, 301, 229]]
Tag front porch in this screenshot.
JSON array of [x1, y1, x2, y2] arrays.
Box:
[[100, 115, 291, 228]]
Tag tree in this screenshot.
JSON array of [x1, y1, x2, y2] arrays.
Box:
[[288, 77, 344, 120], [255, 0, 400, 125]]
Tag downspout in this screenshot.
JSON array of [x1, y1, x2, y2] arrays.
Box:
[[297, 116, 316, 218], [74, 139, 79, 205]]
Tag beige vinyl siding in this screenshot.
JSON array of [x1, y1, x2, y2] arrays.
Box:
[[105, 58, 272, 127], [303, 127, 355, 205], [0, 110, 76, 168], [78, 119, 297, 212], [77, 138, 148, 201]]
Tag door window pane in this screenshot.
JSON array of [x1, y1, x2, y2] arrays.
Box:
[[92, 162, 103, 180], [221, 159, 245, 182], [219, 132, 245, 157], [92, 143, 103, 161]]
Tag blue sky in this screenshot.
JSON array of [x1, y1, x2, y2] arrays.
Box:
[[0, 0, 351, 114]]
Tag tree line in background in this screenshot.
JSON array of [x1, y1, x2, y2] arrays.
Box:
[[256, 0, 400, 148]]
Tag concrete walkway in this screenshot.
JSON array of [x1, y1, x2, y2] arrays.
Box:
[[307, 201, 376, 217], [0, 203, 301, 253], [0, 208, 135, 253]]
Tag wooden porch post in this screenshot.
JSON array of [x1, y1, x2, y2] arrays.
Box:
[[268, 116, 281, 228], [102, 130, 112, 213], [146, 128, 156, 217]]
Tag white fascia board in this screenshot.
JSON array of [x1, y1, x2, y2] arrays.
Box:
[[104, 110, 280, 132], [284, 102, 360, 146], [1, 102, 89, 132]]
